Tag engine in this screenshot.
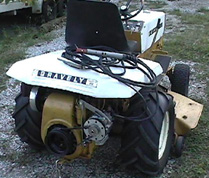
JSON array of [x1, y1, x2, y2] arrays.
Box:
[[37, 91, 127, 159]]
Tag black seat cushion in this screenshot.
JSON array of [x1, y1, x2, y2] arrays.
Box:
[[65, 0, 131, 51]]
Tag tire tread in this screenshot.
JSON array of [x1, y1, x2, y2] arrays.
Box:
[[170, 64, 190, 96], [13, 93, 44, 150], [118, 89, 175, 176]]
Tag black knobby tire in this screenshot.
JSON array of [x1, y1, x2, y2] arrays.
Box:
[[21, 83, 32, 97], [170, 64, 190, 96], [13, 93, 44, 150], [43, 0, 57, 22], [172, 136, 185, 158], [118, 89, 175, 176]]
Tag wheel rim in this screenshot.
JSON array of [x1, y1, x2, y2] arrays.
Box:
[[158, 112, 169, 159]]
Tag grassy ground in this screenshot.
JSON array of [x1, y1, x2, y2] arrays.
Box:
[[0, 23, 52, 91], [146, 0, 168, 9], [165, 9, 209, 64], [164, 9, 209, 178]]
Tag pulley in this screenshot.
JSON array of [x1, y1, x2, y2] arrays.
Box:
[[45, 125, 77, 156]]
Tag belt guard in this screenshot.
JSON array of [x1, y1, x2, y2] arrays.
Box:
[[41, 92, 95, 159]]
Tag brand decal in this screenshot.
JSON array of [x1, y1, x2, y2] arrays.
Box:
[[149, 22, 163, 36], [32, 69, 98, 88]]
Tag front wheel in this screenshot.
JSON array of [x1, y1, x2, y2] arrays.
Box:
[[170, 64, 190, 96], [118, 89, 175, 176]]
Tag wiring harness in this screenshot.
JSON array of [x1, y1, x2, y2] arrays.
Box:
[[60, 45, 160, 122], [62, 45, 157, 88]]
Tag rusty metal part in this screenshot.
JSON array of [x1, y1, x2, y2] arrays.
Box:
[[139, 38, 167, 60], [125, 29, 166, 59], [125, 31, 141, 52]]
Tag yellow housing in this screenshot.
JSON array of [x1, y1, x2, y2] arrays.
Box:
[[41, 92, 95, 160]]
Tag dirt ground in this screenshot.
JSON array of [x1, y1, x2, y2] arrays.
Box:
[[0, 0, 209, 178]]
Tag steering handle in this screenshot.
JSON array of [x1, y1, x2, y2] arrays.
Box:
[[120, 0, 144, 21]]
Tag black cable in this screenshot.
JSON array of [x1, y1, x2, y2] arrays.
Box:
[[62, 46, 160, 122], [63, 49, 157, 88], [112, 85, 159, 122]]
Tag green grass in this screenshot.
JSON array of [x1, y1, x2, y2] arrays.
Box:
[[171, 108, 209, 177], [0, 25, 52, 91], [146, 0, 167, 9], [164, 29, 209, 64], [165, 9, 209, 178], [164, 10, 209, 64], [170, 8, 209, 25]]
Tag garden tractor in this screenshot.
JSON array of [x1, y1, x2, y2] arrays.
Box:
[[7, 0, 203, 176]]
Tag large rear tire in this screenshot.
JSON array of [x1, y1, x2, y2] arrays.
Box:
[[13, 93, 44, 150], [118, 89, 175, 176]]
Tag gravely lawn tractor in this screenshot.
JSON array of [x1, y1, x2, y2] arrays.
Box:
[[7, 0, 203, 176]]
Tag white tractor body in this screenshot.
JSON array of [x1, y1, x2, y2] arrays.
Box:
[[7, 50, 163, 98], [127, 10, 166, 53]]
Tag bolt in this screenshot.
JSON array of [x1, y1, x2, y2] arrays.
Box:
[[182, 115, 187, 119]]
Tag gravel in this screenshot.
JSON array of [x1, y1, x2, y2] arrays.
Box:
[[164, 0, 209, 14], [0, 0, 208, 178], [27, 27, 67, 58]]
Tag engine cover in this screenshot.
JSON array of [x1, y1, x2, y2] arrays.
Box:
[[6, 50, 163, 98]]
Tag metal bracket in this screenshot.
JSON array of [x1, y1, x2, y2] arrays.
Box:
[[79, 99, 112, 125], [79, 99, 112, 145]]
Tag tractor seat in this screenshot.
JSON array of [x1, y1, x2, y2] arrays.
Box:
[[65, 0, 139, 52]]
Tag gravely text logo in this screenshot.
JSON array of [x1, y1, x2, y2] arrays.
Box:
[[32, 69, 98, 88]]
